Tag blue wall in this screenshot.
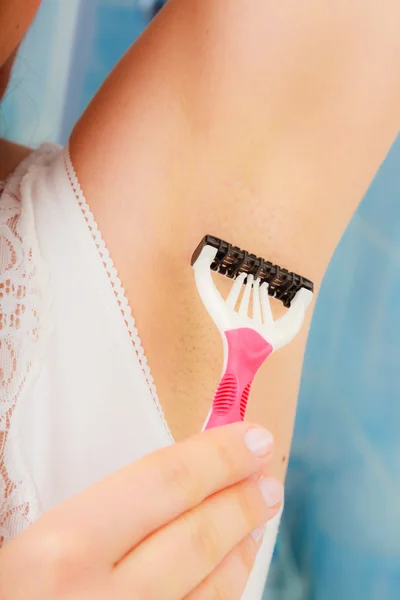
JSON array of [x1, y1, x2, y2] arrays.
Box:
[[266, 140, 400, 600]]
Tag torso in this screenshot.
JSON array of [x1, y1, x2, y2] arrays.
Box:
[[2, 137, 307, 481], [0, 147, 281, 598]]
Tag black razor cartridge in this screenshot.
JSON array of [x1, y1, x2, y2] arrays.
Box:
[[191, 234, 314, 308]]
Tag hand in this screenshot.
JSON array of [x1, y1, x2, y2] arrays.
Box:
[[0, 423, 282, 600]]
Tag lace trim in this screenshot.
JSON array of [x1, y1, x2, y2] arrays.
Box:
[[63, 150, 173, 442], [0, 144, 60, 546]]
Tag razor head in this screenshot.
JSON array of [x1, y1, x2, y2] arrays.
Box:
[[191, 235, 314, 308]]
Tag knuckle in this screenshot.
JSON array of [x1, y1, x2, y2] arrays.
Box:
[[212, 436, 238, 479], [237, 537, 258, 574], [236, 482, 261, 531], [208, 580, 231, 600], [189, 511, 222, 569], [163, 456, 202, 508], [206, 541, 255, 600], [29, 529, 91, 594]]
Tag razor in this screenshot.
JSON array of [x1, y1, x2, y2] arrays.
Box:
[[191, 235, 314, 430]]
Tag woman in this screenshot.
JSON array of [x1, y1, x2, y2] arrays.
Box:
[[0, 1, 399, 598]]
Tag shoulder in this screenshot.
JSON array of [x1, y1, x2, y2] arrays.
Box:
[[0, 140, 33, 183], [0, 142, 62, 197]]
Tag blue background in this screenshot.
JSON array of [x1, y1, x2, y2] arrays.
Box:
[[3, 2, 399, 598]]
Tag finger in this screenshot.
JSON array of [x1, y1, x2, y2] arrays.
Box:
[[41, 422, 274, 565], [114, 476, 283, 599], [226, 272, 246, 309], [239, 274, 253, 316], [185, 535, 260, 600]]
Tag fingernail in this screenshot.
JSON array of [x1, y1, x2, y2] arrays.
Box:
[[259, 477, 283, 507], [245, 428, 274, 457], [251, 524, 267, 544]]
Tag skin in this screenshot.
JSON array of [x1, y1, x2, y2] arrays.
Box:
[[69, 0, 400, 479], [0, 0, 399, 596], [0, 423, 282, 599], [0, 0, 40, 174]]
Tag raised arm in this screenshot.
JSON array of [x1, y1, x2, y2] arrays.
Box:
[[70, 0, 400, 480]]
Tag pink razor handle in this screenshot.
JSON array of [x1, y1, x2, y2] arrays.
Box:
[[204, 328, 273, 430]]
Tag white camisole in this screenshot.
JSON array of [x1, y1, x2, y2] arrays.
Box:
[[0, 144, 280, 598]]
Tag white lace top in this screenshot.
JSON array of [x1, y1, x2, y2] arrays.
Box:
[[0, 145, 280, 599]]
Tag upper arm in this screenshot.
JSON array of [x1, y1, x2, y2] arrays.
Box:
[[69, 0, 400, 479]]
